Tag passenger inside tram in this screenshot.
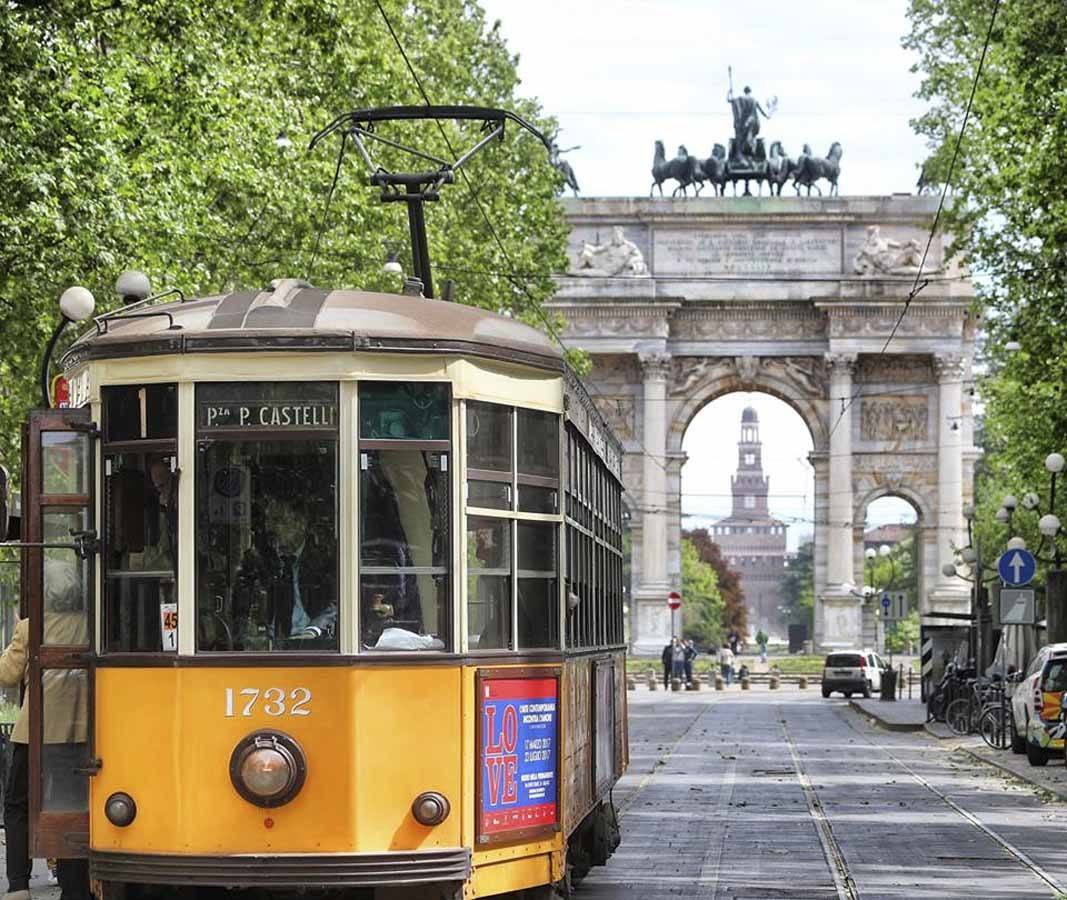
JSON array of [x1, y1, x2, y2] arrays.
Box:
[[232, 495, 338, 647]]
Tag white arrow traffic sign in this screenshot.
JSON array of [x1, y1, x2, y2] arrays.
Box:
[[998, 548, 1037, 587]]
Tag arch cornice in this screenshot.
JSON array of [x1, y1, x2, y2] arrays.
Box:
[[854, 484, 931, 526]]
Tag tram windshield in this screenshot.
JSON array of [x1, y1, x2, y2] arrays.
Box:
[[195, 382, 339, 652]]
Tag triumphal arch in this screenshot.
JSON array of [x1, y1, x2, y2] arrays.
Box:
[[547, 196, 978, 653]]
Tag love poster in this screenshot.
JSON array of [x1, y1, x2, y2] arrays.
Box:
[[478, 675, 559, 841]]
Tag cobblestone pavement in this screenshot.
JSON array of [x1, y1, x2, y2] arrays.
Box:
[[576, 688, 1067, 899]]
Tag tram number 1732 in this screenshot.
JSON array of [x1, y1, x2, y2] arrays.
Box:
[[223, 687, 313, 718]]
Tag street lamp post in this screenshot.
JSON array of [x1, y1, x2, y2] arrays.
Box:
[[864, 544, 896, 657]]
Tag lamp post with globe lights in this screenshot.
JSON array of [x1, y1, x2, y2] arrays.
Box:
[[863, 544, 897, 656]]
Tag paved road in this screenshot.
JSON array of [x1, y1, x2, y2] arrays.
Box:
[[576, 688, 1067, 900]]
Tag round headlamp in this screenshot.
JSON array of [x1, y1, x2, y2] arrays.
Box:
[[229, 731, 307, 808], [104, 791, 137, 827]]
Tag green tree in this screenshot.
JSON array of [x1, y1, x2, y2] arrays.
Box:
[[682, 528, 748, 636], [0, 1, 568, 477], [680, 537, 724, 646], [905, 1, 1067, 572], [886, 608, 920, 654], [781, 540, 814, 633]]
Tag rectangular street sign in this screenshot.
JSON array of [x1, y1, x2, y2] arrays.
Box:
[[884, 591, 909, 621], [999, 588, 1036, 626]]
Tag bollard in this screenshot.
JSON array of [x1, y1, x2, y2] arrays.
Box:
[[671, 677, 683, 692], [627, 676, 637, 691], [769, 675, 779, 690], [646, 673, 658, 692], [741, 677, 750, 691], [686, 676, 702, 691], [798, 676, 808, 690], [714, 675, 724, 691]]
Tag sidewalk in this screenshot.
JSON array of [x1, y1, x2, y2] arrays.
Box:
[[849, 697, 927, 731], [962, 738, 1067, 802]]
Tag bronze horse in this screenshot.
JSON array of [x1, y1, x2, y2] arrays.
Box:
[[765, 141, 794, 196], [699, 144, 728, 196], [793, 142, 843, 196], [651, 141, 704, 197]]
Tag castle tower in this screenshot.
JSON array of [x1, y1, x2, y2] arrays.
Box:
[[710, 406, 790, 637]]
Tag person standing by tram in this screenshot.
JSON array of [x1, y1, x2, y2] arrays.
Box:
[[1, 560, 89, 900]]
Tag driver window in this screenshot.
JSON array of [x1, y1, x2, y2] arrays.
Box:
[[359, 382, 450, 652], [102, 384, 178, 652], [195, 382, 339, 652]]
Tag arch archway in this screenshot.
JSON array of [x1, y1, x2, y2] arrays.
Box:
[[681, 391, 816, 641]]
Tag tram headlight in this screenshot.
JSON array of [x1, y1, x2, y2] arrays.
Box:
[[229, 731, 307, 808], [411, 791, 450, 827], [104, 791, 137, 827]]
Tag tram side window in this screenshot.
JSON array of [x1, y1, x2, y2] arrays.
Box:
[[360, 383, 451, 652], [102, 384, 178, 652], [466, 401, 561, 651], [195, 382, 339, 653]]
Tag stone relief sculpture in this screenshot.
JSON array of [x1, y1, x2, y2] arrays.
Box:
[[572, 226, 649, 277], [592, 395, 636, 440], [853, 225, 925, 276], [860, 397, 929, 441], [670, 358, 731, 396]]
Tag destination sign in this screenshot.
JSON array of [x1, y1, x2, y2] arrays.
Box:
[[198, 401, 338, 431]]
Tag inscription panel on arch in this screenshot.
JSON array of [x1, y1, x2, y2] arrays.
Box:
[[654, 227, 842, 277]]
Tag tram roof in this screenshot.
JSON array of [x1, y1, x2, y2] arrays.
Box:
[[60, 279, 563, 371]]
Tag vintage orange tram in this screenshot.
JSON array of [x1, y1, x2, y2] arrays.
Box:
[[4, 272, 627, 899]]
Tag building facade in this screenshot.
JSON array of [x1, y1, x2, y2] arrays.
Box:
[[709, 406, 789, 638]]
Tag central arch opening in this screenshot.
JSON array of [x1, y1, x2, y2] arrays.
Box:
[[681, 392, 815, 647]]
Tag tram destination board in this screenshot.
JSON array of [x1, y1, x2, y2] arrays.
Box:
[[476, 668, 560, 845]]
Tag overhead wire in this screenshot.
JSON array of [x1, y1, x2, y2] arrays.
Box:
[[824, 0, 1000, 442]]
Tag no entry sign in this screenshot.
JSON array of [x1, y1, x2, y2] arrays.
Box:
[[667, 591, 682, 611]]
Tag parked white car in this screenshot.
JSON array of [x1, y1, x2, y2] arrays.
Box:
[[821, 649, 890, 699], [1009, 642, 1067, 766]]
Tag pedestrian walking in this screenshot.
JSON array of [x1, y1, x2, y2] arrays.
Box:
[[720, 644, 735, 685], [756, 628, 768, 664], [683, 639, 697, 685], [661, 640, 674, 688]]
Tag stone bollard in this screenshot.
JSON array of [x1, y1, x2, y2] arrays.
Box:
[[798, 676, 808, 690], [626, 676, 637, 691], [769, 675, 779, 690], [686, 676, 702, 691], [671, 677, 683, 692], [741, 677, 750, 691], [646, 673, 658, 691], [714, 675, 724, 691]]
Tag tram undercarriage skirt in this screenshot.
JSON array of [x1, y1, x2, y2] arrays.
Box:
[[90, 848, 472, 887]]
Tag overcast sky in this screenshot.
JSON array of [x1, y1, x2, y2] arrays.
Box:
[[480, 0, 926, 543], [481, 0, 930, 197]]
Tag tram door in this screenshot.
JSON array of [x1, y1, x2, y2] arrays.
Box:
[[23, 408, 96, 858]]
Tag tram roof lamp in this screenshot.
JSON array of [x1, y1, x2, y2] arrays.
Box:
[[1023, 491, 1041, 510], [1007, 536, 1027, 551], [995, 507, 1011, 523], [115, 270, 151, 305], [942, 563, 958, 578], [382, 252, 403, 276], [1002, 494, 1018, 511], [1039, 514, 1061, 537], [58, 286, 95, 322], [1046, 453, 1065, 474], [961, 546, 977, 563], [865, 547, 877, 560], [879, 544, 892, 557]]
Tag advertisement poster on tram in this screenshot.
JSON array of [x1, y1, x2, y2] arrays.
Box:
[[477, 674, 559, 841]]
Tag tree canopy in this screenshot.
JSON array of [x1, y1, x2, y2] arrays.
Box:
[[0, 0, 568, 474], [679, 537, 724, 647], [683, 528, 748, 637], [905, 0, 1067, 568]]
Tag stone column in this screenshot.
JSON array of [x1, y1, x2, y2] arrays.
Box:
[[930, 353, 970, 609], [632, 352, 672, 654], [818, 353, 861, 648], [825, 353, 857, 589]]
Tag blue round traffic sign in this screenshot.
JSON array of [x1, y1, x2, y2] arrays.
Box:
[[998, 548, 1037, 587], [881, 593, 891, 610]]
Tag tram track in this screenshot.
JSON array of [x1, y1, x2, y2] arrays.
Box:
[[778, 707, 858, 900], [838, 706, 1067, 897]]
